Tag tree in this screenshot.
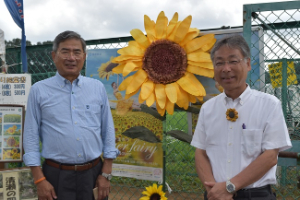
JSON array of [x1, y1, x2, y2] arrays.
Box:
[[5, 38, 32, 48], [37, 41, 53, 45]]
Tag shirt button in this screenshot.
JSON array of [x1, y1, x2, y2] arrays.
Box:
[[228, 160, 231, 163], [77, 138, 80, 141], [228, 143, 232, 146], [78, 154, 81, 157], [72, 106, 75, 110], [74, 121, 77, 124], [72, 92, 74, 94], [229, 126, 233, 129]]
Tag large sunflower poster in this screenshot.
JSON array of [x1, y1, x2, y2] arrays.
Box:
[[86, 49, 164, 182]]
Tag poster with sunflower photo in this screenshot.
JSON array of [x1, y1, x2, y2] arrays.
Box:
[[86, 49, 164, 182], [0, 105, 24, 162]]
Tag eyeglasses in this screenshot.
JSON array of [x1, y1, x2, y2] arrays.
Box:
[[214, 58, 246, 68], [57, 50, 84, 60]]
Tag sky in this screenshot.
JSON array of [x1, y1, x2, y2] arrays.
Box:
[[0, 0, 293, 45]]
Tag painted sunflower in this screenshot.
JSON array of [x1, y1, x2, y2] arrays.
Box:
[[226, 108, 238, 122], [112, 11, 216, 116], [140, 183, 167, 200], [98, 56, 118, 80]]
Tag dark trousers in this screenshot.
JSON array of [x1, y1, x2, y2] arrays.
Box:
[[42, 159, 108, 200], [204, 185, 276, 200]]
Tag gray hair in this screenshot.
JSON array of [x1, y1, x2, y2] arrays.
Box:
[[210, 34, 250, 61], [52, 30, 86, 52]]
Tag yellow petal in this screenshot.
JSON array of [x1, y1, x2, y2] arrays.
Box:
[[128, 40, 144, 49], [176, 85, 189, 109], [123, 62, 142, 77], [165, 98, 174, 115], [144, 15, 156, 42], [165, 83, 177, 103], [196, 96, 204, 102], [169, 12, 178, 25], [156, 102, 166, 116], [187, 51, 212, 63], [173, 15, 192, 43], [139, 92, 145, 104], [185, 34, 215, 53], [125, 88, 140, 99], [187, 72, 206, 96], [155, 84, 166, 109], [111, 63, 125, 74], [180, 28, 199, 46], [187, 61, 214, 69], [141, 80, 154, 100], [155, 11, 168, 39], [176, 72, 201, 96], [138, 92, 144, 104], [146, 93, 155, 107], [167, 22, 180, 40], [187, 65, 214, 78], [202, 38, 217, 52], [117, 45, 144, 56], [130, 29, 150, 49], [188, 93, 197, 103], [126, 70, 148, 94], [112, 55, 143, 63], [119, 76, 134, 91]]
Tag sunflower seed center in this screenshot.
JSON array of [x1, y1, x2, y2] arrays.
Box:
[[229, 111, 235, 118], [143, 39, 187, 84]]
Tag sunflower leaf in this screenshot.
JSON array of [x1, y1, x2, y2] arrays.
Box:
[[122, 126, 161, 143], [166, 130, 193, 144], [140, 104, 166, 121]]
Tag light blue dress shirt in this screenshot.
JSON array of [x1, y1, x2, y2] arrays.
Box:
[[23, 72, 119, 166]]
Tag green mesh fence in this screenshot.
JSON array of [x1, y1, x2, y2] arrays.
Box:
[[2, 2, 300, 199], [244, 1, 300, 199]]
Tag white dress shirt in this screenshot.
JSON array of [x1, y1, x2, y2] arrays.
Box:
[[191, 86, 292, 188]]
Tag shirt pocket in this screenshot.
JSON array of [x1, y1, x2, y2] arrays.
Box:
[[84, 104, 101, 127], [241, 129, 263, 157]]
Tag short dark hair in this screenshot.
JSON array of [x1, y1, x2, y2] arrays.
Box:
[[210, 35, 250, 61], [52, 30, 86, 52]]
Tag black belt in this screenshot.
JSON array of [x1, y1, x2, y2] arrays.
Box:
[[45, 156, 102, 171], [235, 185, 273, 198]]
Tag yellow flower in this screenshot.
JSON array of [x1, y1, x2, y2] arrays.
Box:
[[112, 11, 216, 116], [140, 183, 167, 200], [226, 108, 238, 122], [6, 137, 17, 147], [98, 56, 118, 80]]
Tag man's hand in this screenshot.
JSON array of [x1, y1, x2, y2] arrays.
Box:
[[96, 175, 110, 200], [205, 182, 233, 200], [36, 180, 57, 200]]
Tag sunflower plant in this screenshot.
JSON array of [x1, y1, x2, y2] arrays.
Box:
[[112, 11, 216, 116], [140, 183, 167, 200]]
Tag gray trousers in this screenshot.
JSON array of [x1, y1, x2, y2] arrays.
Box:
[[42, 160, 108, 200]]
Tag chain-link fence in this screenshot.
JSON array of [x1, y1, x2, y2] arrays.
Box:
[[244, 1, 300, 199], [2, 1, 300, 199]]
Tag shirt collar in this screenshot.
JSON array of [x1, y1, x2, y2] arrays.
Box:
[[222, 85, 252, 106], [55, 72, 83, 88]]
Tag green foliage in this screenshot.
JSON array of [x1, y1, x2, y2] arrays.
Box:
[[5, 38, 32, 48]]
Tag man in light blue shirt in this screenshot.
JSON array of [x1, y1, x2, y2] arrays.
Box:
[[23, 30, 119, 200]]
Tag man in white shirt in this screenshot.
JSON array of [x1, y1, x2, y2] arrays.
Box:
[[191, 35, 292, 200]]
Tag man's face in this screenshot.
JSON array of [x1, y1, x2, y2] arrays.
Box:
[[51, 38, 86, 81], [213, 45, 251, 98]]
